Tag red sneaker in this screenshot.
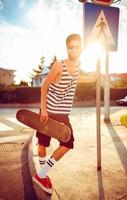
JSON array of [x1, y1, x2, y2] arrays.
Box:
[[33, 174, 52, 194], [46, 176, 53, 188]]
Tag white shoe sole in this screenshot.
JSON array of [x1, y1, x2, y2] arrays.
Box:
[[32, 177, 52, 195]]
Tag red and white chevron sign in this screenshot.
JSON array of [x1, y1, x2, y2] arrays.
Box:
[[92, 0, 113, 5]]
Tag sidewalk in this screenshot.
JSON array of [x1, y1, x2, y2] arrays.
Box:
[[28, 107, 127, 200]]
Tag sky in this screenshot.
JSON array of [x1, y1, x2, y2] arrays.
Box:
[[0, 0, 127, 84]]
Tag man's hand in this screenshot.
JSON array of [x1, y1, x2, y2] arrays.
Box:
[[40, 110, 48, 123]]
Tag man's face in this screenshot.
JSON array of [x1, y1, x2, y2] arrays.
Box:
[[67, 40, 81, 61]]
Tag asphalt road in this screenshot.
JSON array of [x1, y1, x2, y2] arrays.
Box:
[[0, 107, 39, 200], [0, 106, 126, 200]]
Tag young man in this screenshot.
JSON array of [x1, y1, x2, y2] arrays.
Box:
[[33, 33, 96, 194]]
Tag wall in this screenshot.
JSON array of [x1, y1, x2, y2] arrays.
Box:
[[0, 85, 127, 105]]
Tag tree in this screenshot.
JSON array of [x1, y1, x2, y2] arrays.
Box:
[[38, 56, 45, 72], [19, 80, 29, 87], [32, 56, 45, 76], [29, 55, 58, 86], [50, 55, 57, 68]]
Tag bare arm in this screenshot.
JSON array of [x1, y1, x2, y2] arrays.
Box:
[[40, 61, 62, 122]]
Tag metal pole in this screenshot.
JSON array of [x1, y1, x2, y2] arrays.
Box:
[[104, 49, 110, 122], [96, 56, 101, 171]]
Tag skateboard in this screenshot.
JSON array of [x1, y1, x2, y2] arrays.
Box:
[[16, 109, 71, 142]]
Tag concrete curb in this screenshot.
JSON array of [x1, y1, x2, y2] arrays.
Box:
[[28, 133, 59, 200], [28, 133, 45, 200]]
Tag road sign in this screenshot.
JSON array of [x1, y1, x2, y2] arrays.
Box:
[[83, 2, 119, 51], [92, 0, 113, 6]]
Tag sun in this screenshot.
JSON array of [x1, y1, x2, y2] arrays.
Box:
[[80, 42, 104, 72]]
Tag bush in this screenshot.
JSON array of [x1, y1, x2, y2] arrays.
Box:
[[120, 114, 127, 127], [75, 82, 96, 101]]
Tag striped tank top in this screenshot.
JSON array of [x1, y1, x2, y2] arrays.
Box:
[[47, 61, 79, 115]]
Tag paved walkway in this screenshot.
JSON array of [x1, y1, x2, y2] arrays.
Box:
[[28, 107, 127, 200], [0, 107, 38, 200]]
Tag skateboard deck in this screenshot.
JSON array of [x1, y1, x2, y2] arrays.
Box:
[[16, 109, 71, 142]]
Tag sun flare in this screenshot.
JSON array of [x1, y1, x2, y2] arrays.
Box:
[[80, 42, 104, 72]]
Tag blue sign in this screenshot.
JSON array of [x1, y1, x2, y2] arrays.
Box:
[[83, 2, 120, 51]]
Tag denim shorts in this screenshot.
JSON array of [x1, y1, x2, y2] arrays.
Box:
[[36, 113, 74, 149]]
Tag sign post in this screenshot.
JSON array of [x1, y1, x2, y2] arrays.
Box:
[[96, 56, 101, 170], [83, 2, 119, 170], [104, 48, 110, 122]]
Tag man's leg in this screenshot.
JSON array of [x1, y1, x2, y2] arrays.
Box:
[[34, 115, 73, 193], [52, 146, 70, 161], [36, 129, 51, 168], [34, 132, 53, 194], [38, 146, 70, 178], [38, 144, 47, 167]]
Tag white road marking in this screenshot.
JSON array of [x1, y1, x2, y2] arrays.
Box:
[[0, 117, 28, 132], [6, 117, 27, 127], [0, 122, 13, 131]]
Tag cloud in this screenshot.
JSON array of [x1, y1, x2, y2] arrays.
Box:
[[27, 0, 82, 38], [0, 0, 3, 10], [19, 0, 26, 8]]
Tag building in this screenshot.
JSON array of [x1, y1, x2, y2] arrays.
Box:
[[110, 73, 127, 87], [31, 66, 50, 87], [0, 67, 16, 86], [120, 73, 127, 84]]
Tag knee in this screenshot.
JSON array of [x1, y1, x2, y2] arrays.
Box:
[[62, 146, 71, 154], [38, 145, 46, 157]]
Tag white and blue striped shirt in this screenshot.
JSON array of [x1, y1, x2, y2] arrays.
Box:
[[47, 62, 79, 115]]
